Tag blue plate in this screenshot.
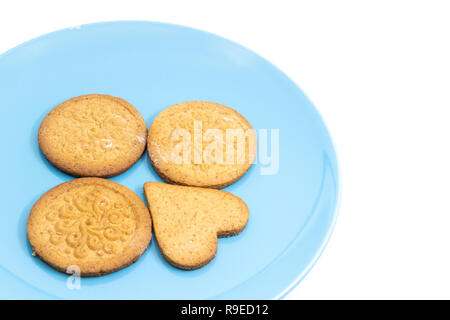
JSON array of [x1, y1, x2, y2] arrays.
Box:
[[0, 21, 339, 299]]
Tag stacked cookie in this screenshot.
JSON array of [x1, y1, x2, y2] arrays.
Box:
[[28, 95, 255, 276]]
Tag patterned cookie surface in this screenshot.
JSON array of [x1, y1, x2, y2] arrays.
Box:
[[144, 181, 248, 270], [148, 101, 256, 189], [38, 94, 147, 177], [27, 178, 152, 277]]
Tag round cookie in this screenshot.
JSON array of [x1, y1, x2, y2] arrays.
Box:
[[27, 178, 152, 277], [38, 94, 147, 178], [148, 101, 257, 189]]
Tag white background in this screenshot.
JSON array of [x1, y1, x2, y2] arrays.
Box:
[[1, 0, 449, 299]]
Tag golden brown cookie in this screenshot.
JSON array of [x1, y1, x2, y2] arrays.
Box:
[[38, 94, 147, 178], [27, 178, 152, 277], [143, 181, 249, 270], [148, 101, 257, 189]]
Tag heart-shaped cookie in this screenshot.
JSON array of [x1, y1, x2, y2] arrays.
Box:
[[143, 181, 249, 270]]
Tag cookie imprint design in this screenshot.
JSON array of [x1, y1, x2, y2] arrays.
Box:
[[38, 94, 147, 177], [56, 102, 143, 161], [44, 185, 137, 259], [28, 178, 152, 277]]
